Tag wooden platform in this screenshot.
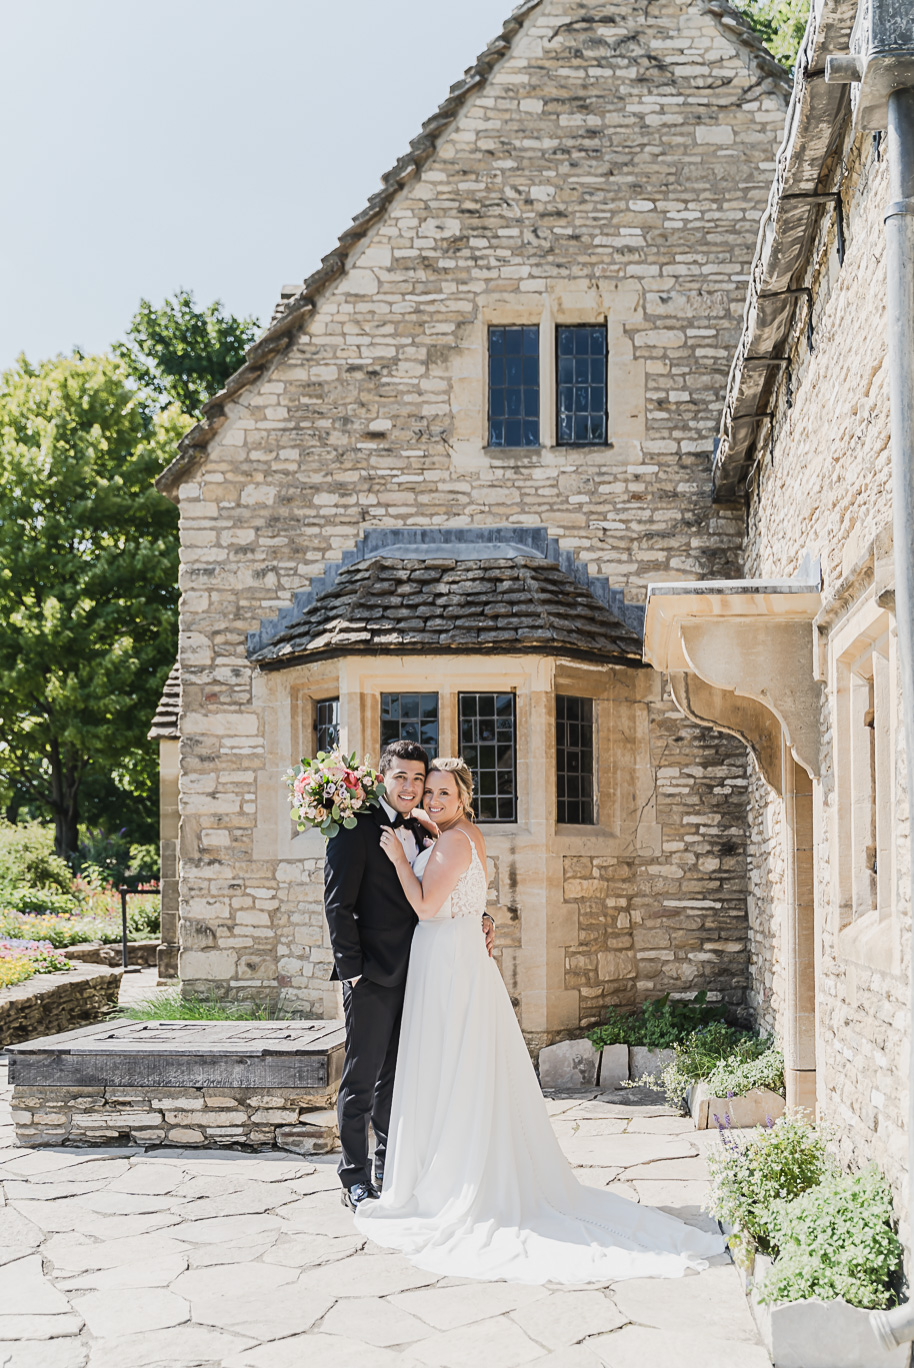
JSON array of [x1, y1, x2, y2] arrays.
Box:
[[8, 1019, 347, 1149]]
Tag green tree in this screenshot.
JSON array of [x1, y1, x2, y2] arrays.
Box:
[[736, 0, 810, 67], [115, 290, 260, 418], [0, 353, 181, 859]]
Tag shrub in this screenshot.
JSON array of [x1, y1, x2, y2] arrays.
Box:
[[128, 843, 160, 882], [3, 887, 80, 917], [706, 1111, 832, 1266], [0, 821, 72, 893], [759, 1167, 903, 1309], [117, 987, 296, 1022], [630, 1022, 767, 1108], [705, 1043, 785, 1100], [587, 990, 726, 1051]]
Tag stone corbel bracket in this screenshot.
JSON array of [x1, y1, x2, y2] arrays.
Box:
[[643, 561, 823, 793]]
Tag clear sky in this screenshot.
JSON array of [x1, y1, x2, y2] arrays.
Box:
[[0, 0, 515, 371]]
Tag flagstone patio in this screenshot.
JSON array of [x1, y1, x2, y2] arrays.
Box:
[[0, 1038, 771, 1368]]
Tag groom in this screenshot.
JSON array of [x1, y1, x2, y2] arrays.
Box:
[[324, 739, 494, 1210]]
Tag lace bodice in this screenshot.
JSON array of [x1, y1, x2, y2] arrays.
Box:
[[413, 829, 488, 922]]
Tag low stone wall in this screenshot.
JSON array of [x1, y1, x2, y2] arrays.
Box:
[[63, 940, 159, 968], [11, 1085, 338, 1152], [0, 963, 122, 1049]]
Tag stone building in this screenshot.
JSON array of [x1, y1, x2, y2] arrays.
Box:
[[644, 0, 911, 1221], [153, 0, 791, 1046]]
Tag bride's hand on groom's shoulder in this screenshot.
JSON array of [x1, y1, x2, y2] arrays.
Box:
[[413, 808, 440, 840]]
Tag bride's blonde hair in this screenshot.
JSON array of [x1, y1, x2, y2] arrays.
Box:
[[428, 757, 476, 822]]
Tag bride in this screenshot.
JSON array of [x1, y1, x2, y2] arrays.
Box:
[[354, 757, 725, 1284]]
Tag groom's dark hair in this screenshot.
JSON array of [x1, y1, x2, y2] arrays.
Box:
[[379, 740, 429, 774]]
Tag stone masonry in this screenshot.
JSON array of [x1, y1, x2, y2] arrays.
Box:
[[708, 4, 910, 1232], [0, 965, 122, 1051], [156, 0, 790, 1040]]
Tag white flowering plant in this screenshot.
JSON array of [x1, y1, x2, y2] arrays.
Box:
[[285, 748, 386, 840]]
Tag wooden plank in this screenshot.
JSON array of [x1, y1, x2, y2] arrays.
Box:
[[8, 1049, 340, 1090]]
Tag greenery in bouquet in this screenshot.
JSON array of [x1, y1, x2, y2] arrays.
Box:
[[706, 1110, 832, 1266], [286, 749, 386, 840], [758, 1166, 903, 1309]]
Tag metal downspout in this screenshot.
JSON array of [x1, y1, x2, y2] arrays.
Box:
[[870, 85, 914, 1354]]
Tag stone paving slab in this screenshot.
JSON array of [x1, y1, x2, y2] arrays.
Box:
[[0, 1063, 770, 1368]]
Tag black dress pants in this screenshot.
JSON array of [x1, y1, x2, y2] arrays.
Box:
[[337, 976, 406, 1190]]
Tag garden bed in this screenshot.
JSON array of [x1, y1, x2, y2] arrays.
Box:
[[708, 1116, 906, 1368], [741, 1254, 908, 1368], [63, 939, 159, 968], [0, 961, 122, 1049]]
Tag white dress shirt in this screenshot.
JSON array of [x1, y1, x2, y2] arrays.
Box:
[[380, 796, 419, 865]]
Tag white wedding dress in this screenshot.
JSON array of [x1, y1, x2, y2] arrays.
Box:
[[354, 831, 725, 1284]]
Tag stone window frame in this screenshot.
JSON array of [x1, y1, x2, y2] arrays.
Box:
[[555, 694, 597, 826], [474, 297, 615, 454], [829, 588, 901, 974]]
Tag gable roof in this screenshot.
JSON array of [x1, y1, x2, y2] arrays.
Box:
[[249, 554, 645, 669], [157, 0, 790, 500]]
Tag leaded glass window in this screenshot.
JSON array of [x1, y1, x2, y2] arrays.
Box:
[[556, 695, 595, 824], [459, 692, 517, 822], [556, 325, 607, 446], [315, 698, 340, 754], [381, 693, 439, 752], [488, 326, 540, 449]]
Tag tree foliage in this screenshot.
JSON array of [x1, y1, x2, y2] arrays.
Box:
[[735, 0, 810, 68], [114, 290, 260, 418], [0, 352, 181, 857]]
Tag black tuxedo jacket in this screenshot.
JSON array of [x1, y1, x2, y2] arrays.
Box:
[[323, 805, 420, 987]]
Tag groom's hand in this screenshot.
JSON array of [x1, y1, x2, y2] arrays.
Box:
[[483, 913, 495, 957]]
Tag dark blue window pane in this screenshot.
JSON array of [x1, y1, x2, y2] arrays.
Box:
[[556, 325, 608, 446], [381, 694, 439, 754], [489, 326, 539, 447], [460, 693, 517, 822], [556, 695, 595, 824], [315, 698, 340, 754]]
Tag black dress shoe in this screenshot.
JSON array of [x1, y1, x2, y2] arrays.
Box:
[[340, 1181, 380, 1212]]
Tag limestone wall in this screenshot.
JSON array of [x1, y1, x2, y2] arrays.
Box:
[[168, 0, 787, 1036], [0, 964, 123, 1050], [743, 125, 910, 1207]]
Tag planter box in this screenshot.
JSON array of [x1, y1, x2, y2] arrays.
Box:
[[538, 1037, 599, 1089], [744, 1254, 909, 1368], [690, 1083, 786, 1130], [597, 1043, 629, 1090], [629, 1045, 676, 1078]]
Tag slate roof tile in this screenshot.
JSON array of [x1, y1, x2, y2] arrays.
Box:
[[249, 556, 644, 668]]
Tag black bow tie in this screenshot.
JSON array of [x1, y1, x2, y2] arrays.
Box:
[[388, 812, 410, 831]]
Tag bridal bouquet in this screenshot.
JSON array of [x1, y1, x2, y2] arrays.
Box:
[[285, 747, 385, 840]]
